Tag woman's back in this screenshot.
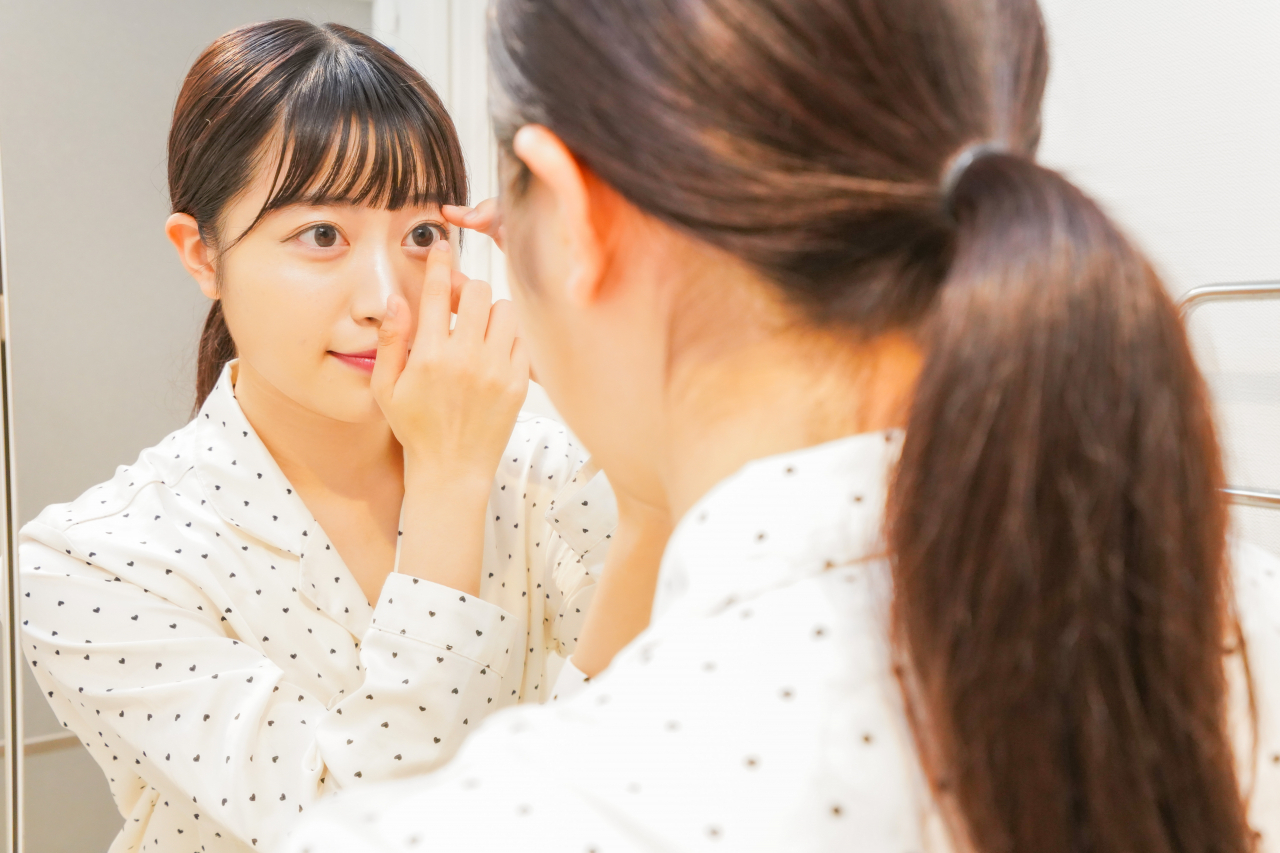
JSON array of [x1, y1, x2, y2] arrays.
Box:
[[291, 435, 1280, 851]]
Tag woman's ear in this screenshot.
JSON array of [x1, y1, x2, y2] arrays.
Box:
[[165, 213, 219, 300], [512, 125, 606, 305]]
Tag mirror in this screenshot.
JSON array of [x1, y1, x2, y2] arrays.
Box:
[[0, 3, 529, 849], [0, 4, 461, 850], [0, 1, 1275, 852]]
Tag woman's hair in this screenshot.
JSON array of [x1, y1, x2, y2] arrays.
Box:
[[490, 2, 1251, 852], [169, 19, 468, 409]]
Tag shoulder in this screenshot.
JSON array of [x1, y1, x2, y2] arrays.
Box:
[[21, 418, 202, 548]]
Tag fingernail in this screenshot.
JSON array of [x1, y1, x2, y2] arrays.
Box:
[[435, 239, 450, 253], [386, 298, 400, 319]]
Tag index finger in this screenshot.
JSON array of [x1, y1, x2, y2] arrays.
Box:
[[443, 198, 503, 251], [412, 240, 455, 358], [451, 269, 467, 314]]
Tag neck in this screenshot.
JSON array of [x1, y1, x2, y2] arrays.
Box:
[[231, 360, 402, 497], [660, 329, 921, 523]]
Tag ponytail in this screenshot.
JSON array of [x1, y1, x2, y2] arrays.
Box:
[[194, 300, 235, 412], [889, 152, 1251, 853]]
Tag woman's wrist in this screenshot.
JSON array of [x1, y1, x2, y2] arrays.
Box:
[[394, 463, 492, 596], [402, 456, 494, 503]]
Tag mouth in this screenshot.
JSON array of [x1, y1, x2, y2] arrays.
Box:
[[328, 349, 378, 374]]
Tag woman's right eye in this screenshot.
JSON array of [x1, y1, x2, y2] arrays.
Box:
[[297, 224, 345, 249]]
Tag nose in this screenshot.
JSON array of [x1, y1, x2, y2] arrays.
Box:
[[351, 242, 399, 326]]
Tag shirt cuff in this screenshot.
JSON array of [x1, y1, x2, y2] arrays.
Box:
[[549, 656, 593, 703], [545, 469, 618, 571], [368, 573, 521, 678]]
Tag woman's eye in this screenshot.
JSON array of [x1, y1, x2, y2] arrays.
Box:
[[405, 223, 444, 250], [299, 224, 343, 249]]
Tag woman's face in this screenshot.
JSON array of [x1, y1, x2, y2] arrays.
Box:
[[208, 165, 454, 423]]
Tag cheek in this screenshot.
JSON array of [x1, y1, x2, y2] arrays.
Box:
[[219, 253, 339, 362]]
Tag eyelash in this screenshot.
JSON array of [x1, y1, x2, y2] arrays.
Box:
[[296, 223, 344, 249], [405, 222, 446, 250], [288, 222, 447, 250]]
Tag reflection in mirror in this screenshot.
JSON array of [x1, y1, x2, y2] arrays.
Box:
[[0, 3, 379, 850]]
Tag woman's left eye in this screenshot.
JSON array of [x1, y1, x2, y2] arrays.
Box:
[[404, 223, 445, 250]]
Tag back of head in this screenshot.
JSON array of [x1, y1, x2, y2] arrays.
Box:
[[168, 19, 468, 409], [489, 1, 1251, 851]]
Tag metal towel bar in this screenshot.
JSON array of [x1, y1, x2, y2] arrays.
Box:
[[1180, 280, 1280, 509], [0, 732, 78, 758]]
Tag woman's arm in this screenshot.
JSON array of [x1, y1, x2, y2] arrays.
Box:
[[372, 239, 529, 597], [20, 523, 519, 852], [567, 488, 672, 678]]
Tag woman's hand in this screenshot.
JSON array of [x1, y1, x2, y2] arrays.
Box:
[[373, 238, 528, 482], [371, 240, 529, 595], [443, 199, 540, 385], [443, 199, 504, 252]]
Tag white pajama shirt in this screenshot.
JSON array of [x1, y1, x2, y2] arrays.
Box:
[[289, 430, 1280, 853], [19, 361, 617, 853]]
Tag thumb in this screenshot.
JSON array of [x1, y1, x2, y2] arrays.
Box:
[[372, 294, 412, 410]]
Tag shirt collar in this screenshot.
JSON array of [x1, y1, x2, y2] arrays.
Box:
[[194, 361, 314, 556], [194, 361, 373, 635], [651, 429, 904, 623]]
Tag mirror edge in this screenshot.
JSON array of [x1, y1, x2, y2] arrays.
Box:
[[0, 140, 24, 853]]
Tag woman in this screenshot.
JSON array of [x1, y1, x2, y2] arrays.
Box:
[[289, 0, 1280, 851], [18, 19, 654, 853]]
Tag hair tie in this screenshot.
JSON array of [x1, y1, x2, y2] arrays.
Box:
[[940, 141, 1007, 213]]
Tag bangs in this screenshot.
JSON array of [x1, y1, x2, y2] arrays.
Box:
[[252, 36, 466, 227]]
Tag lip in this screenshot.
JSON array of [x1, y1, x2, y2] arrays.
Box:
[[329, 349, 378, 374]]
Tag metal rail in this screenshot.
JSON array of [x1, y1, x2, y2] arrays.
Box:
[[0, 732, 79, 759], [1181, 280, 1280, 319], [1180, 281, 1280, 510]]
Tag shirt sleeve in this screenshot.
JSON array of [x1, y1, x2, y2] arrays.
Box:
[[549, 656, 592, 703], [541, 469, 618, 659], [284, 710, 648, 853], [20, 523, 521, 853]]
